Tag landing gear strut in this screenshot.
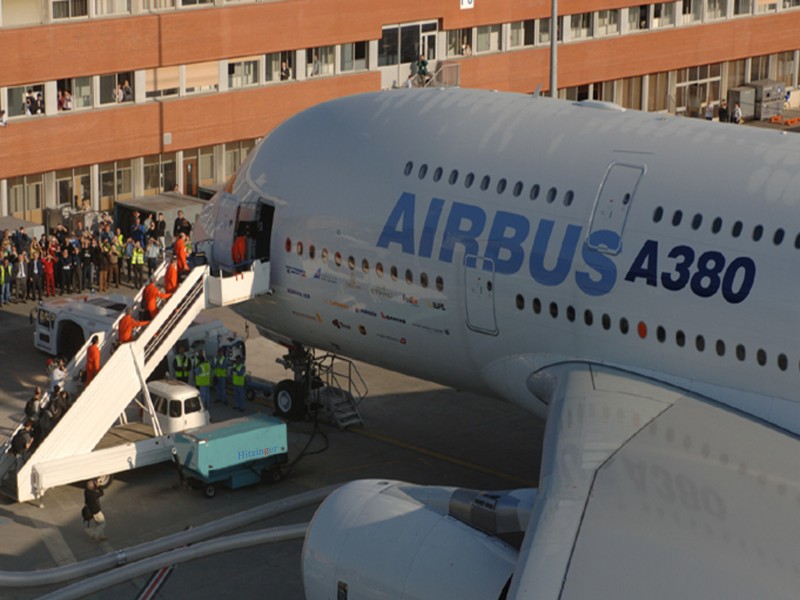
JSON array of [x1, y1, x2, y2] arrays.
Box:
[[273, 344, 322, 420]]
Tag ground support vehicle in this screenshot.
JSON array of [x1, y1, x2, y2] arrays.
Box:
[[172, 414, 288, 498]]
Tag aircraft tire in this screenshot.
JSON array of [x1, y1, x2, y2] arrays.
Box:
[[273, 379, 306, 420], [95, 474, 113, 489]]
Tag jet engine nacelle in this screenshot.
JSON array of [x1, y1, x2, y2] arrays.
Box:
[[302, 480, 537, 600]]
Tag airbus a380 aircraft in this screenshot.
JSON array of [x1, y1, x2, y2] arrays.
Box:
[[195, 88, 800, 599]]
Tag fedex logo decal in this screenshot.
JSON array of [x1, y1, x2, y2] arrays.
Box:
[[376, 193, 756, 304]]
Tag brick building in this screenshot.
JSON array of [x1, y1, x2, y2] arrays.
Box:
[[0, 0, 798, 226]]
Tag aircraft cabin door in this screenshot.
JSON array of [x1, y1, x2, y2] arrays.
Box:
[[464, 256, 498, 335], [586, 162, 645, 255]]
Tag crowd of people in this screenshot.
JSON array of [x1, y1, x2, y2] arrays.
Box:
[[0, 209, 194, 307]]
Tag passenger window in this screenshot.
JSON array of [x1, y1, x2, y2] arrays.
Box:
[[465, 173, 475, 188], [496, 179, 507, 194], [513, 181, 524, 197], [530, 184, 540, 201], [567, 305, 576, 322], [169, 400, 182, 418], [532, 298, 541, 314], [405, 269, 413, 284], [515, 294, 524, 310], [390, 266, 398, 280], [435, 276, 444, 292], [404, 161, 413, 175], [362, 259, 370, 273], [773, 229, 785, 245], [563, 190, 574, 206], [433, 167, 443, 182], [549, 302, 558, 318], [653, 206, 664, 223], [420, 273, 429, 288], [711, 217, 722, 233], [480, 175, 491, 191], [376, 263, 384, 277], [752, 225, 763, 242], [546, 187, 557, 203], [672, 210, 683, 226], [418, 164, 428, 179]]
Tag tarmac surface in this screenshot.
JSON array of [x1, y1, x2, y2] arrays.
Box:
[[0, 284, 544, 599]]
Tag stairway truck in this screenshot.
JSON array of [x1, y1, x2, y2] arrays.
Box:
[[32, 294, 132, 358], [171, 414, 288, 498]]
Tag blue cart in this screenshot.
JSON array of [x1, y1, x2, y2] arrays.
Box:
[[172, 414, 289, 498]]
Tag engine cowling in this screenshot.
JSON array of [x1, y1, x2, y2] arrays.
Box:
[[302, 480, 537, 600]]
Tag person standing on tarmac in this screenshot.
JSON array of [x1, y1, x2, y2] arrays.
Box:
[[85, 335, 101, 386], [231, 355, 246, 412], [194, 352, 212, 410], [212, 347, 228, 405], [84, 479, 107, 541], [173, 345, 190, 383]]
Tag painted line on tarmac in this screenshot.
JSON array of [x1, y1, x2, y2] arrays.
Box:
[[34, 522, 78, 567], [350, 429, 534, 487]]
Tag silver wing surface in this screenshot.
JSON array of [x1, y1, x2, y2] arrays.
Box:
[[510, 364, 800, 599]]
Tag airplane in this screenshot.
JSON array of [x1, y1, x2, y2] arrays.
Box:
[[194, 88, 800, 599]]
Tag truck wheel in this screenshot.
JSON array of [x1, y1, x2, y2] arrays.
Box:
[[265, 468, 283, 484], [246, 389, 256, 402], [95, 474, 113, 489], [204, 484, 216, 498], [273, 380, 306, 420]]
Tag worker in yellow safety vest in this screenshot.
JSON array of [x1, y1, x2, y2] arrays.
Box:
[[231, 355, 246, 412], [212, 348, 228, 405], [173, 346, 190, 383], [194, 351, 211, 409]]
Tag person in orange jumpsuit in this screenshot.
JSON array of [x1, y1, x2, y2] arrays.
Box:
[[85, 335, 101, 385], [174, 233, 189, 274], [118, 307, 149, 344], [164, 255, 179, 295], [143, 276, 171, 320]]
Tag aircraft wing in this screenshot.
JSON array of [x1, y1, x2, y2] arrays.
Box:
[[510, 364, 800, 599]]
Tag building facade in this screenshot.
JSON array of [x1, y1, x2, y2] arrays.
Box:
[[0, 0, 798, 226]]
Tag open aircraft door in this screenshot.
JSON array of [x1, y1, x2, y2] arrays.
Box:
[[464, 256, 498, 335]]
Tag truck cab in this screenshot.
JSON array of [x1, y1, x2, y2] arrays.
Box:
[[142, 379, 210, 434]]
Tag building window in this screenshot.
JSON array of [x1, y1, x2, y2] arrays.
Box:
[[94, 0, 130, 16], [751, 55, 770, 81], [570, 13, 593, 39], [7, 175, 43, 221], [681, 0, 703, 22], [146, 67, 180, 98], [653, 2, 675, 26], [775, 51, 796, 90], [53, 0, 88, 19], [447, 29, 473, 57], [228, 57, 260, 88], [676, 63, 721, 116], [186, 61, 219, 94], [621, 76, 642, 110], [381, 22, 438, 66], [8, 85, 45, 117], [266, 51, 294, 82], [509, 20, 535, 47], [476, 24, 502, 53], [597, 10, 619, 35], [378, 26, 399, 66], [785, 0, 800, 8], [99, 72, 134, 104], [341, 41, 368, 72], [706, 0, 727, 19], [628, 5, 649, 30], [225, 139, 257, 178], [57, 77, 92, 110], [648, 71, 670, 112], [306, 46, 334, 77], [143, 153, 177, 195], [727, 59, 746, 89], [756, 0, 777, 12], [733, 0, 752, 14], [538, 17, 563, 44], [142, 0, 174, 8], [180, 0, 212, 5], [183, 147, 216, 189], [56, 167, 90, 208], [99, 160, 132, 211]]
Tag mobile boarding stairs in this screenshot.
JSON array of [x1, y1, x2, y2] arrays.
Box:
[[0, 258, 269, 503]]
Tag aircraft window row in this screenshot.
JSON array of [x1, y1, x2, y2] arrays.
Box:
[[516, 293, 792, 371], [287, 237, 444, 291], [404, 161, 575, 206], [652, 205, 797, 247]]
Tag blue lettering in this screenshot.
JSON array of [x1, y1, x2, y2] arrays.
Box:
[[529, 220, 581, 286], [576, 231, 619, 296], [721, 257, 756, 304], [438, 202, 486, 264], [419, 198, 445, 259], [484, 211, 530, 275], [377, 192, 416, 254], [625, 239, 659, 287]]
